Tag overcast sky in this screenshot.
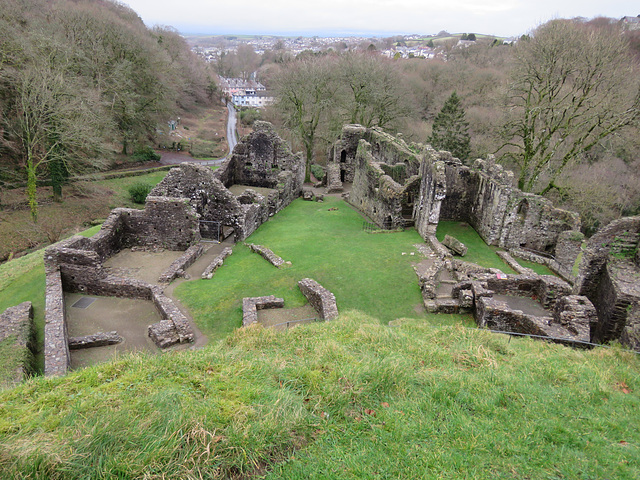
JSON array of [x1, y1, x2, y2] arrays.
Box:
[[122, 0, 638, 37]]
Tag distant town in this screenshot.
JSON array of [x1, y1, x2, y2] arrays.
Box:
[[186, 32, 509, 63]]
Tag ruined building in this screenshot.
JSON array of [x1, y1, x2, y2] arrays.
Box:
[[327, 124, 639, 350], [41, 122, 305, 376]]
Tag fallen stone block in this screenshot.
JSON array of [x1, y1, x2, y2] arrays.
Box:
[[68, 331, 123, 350], [442, 234, 467, 256]]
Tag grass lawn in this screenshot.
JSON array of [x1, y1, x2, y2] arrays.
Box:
[[436, 220, 517, 273], [514, 257, 557, 276], [176, 197, 471, 340], [1, 314, 638, 479]]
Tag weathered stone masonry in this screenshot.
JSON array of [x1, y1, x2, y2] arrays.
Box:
[[151, 122, 305, 242], [0, 302, 35, 385], [573, 216, 640, 350], [42, 195, 201, 376]]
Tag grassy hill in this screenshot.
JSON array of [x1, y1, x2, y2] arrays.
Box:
[[1, 313, 638, 478]]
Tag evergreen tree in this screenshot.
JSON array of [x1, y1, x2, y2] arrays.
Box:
[[428, 91, 471, 161]]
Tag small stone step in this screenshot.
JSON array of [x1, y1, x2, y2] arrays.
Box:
[[435, 298, 461, 314]]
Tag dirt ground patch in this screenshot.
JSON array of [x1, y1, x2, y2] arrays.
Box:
[[65, 293, 162, 370], [257, 304, 319, 330], [104, 249, 184, 284]]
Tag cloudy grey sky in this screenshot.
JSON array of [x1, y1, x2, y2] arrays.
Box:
[[122, 0, 638, 37]]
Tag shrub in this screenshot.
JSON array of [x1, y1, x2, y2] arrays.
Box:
[[310, 164, 325, 181], [128, 182, 153, 204], [239, 107, 262, 127], [132, 145, 161, 162]]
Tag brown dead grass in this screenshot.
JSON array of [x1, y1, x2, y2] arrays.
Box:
[[0, 183, 115, 261]]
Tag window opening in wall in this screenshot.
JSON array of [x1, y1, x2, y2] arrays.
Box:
[[340, 150, 347, 163]]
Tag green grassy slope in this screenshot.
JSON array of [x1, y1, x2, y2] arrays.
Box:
[[1, 314, 638, 479]]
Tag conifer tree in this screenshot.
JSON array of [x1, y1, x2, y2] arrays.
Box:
[[428, 91, 470, 161]]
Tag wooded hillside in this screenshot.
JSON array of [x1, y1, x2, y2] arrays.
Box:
[[0, 0, 215, 218]]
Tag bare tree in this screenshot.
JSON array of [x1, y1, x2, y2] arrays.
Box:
[[338, 52, 409, 129], [499, 20, 640, 194], [273, 57, 338, 182], [7, 64, 110, 220]]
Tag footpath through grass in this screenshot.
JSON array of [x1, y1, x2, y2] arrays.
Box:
[[175, 197, 469, 339], [1, 313, 638, 479]]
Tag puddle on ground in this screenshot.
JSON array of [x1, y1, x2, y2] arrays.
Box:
[[65, 292, 162, 370], [104, 249, 184, 284], [257, 304, 318, 330], [493, 294, 549, 317]]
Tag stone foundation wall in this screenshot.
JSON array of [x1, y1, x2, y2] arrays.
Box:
[[150, 286, 194, 345], [0, 302, 34, 385], [44, 265, 69, 377], [248, 244, 286, 268], [158, 244, 205, 283], [202, 247, 233, 279], [298, 278, 339, 321], [242, 296, 285, 327], [475, 290, 594, 344], [485, 274, 572, 310]]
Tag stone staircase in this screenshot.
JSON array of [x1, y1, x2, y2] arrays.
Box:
[[610, 232, 640, 257]]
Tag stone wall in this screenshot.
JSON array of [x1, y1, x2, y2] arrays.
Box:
[[44, 263, 69, 377], [485, 274, 572, 310], [248, 244, 286, 268], [158, 244, 205, 283], [152, 124, 303, 242], [0, 302, 34, 385], [242, 296, 285, 327], [298, 278, 339, 321], [573, 216, 640, 349], [152, 163, 258, 241], [349, 139, 421, 229], [415, 154, 581, 253], [474, 294, 593, 344], [415, 153, 446, 238], [217, 121, 304, 204], [202, 247, 233, 279], [329, 124, 368, 185]]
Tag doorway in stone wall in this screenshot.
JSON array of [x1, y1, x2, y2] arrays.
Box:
[[199, 220, 222, 242]]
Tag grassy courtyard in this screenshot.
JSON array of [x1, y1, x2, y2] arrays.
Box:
[[175, 197, 473, 340]]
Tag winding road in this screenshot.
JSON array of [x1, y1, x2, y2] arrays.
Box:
[[159, 102, 238, 167]]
